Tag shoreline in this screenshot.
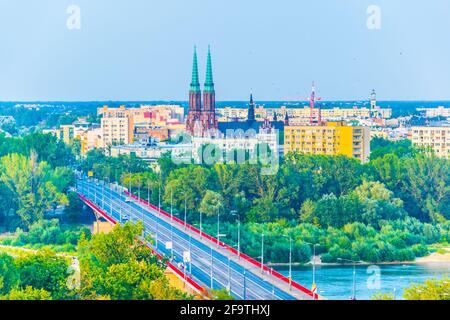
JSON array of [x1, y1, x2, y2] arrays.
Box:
[[268, 251, 450, 268]]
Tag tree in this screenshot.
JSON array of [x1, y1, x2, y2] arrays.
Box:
[[211, 288, 234, 300], [402, 153, 450, 221], [371, 292, 395, 300], [311, 194, 362, 228], [77, 222, 188, 300], [16, 250, 71, 299], [163, 166, 211, 219], [0, 253, 20, 294], [199, 191, 224, 217], [403, 276, 450, 300], [0, 286, 52, 300], [0, 153, 68, 228], [64, 192, 84, 222], [299, 199, 317, 224], [352, 180, 405, 226]]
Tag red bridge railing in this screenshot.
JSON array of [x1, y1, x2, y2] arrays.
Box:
[[77, 192, 208, 297], [124, 191, 316, 299]]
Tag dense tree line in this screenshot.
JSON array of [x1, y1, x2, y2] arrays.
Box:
[[0, 133, 76, 231], [0, 223, 189, 300], [81, 137, 450, 264]]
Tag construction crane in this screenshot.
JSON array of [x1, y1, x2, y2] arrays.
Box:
[[308, 81, 322, 125]]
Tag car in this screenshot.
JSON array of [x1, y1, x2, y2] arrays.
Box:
[[121, 214, 130, 222], [124, 197, 132, 203]]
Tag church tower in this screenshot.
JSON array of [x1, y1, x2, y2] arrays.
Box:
[[370, 89, 378, 119], [201, 45, 218, 135], [248, 93, 255, 123], [186, 46, 202, 136]]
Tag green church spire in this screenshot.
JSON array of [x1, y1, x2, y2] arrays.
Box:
[[190, 46, 200, 92], [204, 45, 215, 93]]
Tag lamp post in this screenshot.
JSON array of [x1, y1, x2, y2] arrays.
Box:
[[199, 211, 203, 240], [305, 242, 319, 299], [138, 175, 144, 225], [216, 208, 221, 248], [261, 234, 265, 274], [147, 180, 151, 205], [170, 187, 174, 260], [243, 269, 247, 300], [337, 258, 361, 300], [231, 210, 240, 259], [281, 234, 294, 291], [189, 231, 192, 275], [227, 255, 231, 295], [156, 185, 161, 248], [288, 236, 292, 290], [210, 246, 214, 290], [184, 194, 187, 230]]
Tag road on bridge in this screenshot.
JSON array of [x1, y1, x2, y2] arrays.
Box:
[[76, 176, 316, 300]]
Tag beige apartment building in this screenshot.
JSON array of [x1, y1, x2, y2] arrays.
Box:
[[284, 121, 371, 163], [98, 105, 185, 125], [411, 126, 450, 158], [216, 106, 392, 122], [101, 114, 134, 147], [417, 106, 450, 118]]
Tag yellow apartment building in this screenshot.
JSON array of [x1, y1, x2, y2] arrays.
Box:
[[284, 121, 371, 163]]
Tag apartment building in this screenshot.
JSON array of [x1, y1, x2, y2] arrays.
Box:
[[411, 126, 450, 158], [216, 106, 392, 122], [417, 106, 450, 118], [284, 121, 371, 163]]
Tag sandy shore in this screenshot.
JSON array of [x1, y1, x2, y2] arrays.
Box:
[[415, 250, 450, 264]]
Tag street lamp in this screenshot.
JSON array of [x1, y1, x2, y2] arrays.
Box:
[[170, 187, 174, 260], [282, 235, 293, 291], [305, 242, 319, 299], [199, 210, 203, 240], [138, 175, 144, 225], [216, 208, 221, 248], [147, 179, 151, 205], [184, 194, 187, 230], [243, 269, 247, 300], [337, 258, 362, 300], [261, 234, 265, 274], [210, 246, 214, 290], [231, 210, 240, 259]]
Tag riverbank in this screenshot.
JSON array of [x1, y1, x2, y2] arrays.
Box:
[[268, 247, 450, 268]]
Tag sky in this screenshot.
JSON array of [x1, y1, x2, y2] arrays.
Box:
[[0, 0, 449, 101]]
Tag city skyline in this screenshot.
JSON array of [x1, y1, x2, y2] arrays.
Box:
[[0, 0, 450, 101]]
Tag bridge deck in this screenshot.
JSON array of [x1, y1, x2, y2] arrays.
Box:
[[76, 177, 316, 300]]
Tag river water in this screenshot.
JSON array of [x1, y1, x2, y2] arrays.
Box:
[[277, 263, 450, 300]]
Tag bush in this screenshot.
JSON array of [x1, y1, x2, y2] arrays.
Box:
[[1, 219, 91, 249]]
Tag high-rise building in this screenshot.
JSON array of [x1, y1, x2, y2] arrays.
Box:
[[101, 112, 134, 147], [284, 121, 371, 163]]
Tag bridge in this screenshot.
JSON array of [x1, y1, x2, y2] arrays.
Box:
[[76, 175, 318, 300]]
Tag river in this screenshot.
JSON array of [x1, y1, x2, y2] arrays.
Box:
[[277, 263, 450, 300]]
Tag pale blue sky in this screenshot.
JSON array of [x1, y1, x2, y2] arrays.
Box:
[[0, 0, 449, 101]]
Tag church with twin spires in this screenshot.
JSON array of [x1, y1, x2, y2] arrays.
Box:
[[185, 46, 287, 138]]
